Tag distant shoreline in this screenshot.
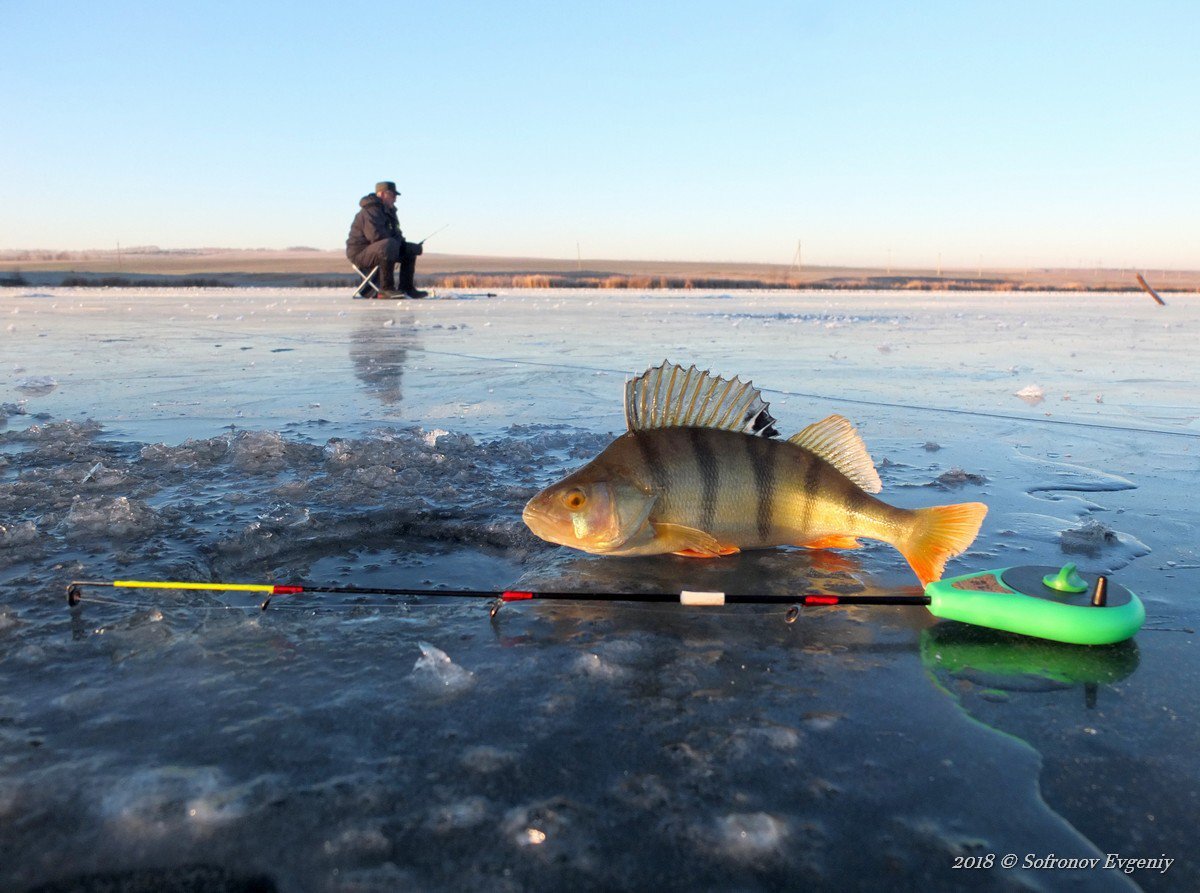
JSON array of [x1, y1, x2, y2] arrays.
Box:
[[2, 248, 1197, 292]]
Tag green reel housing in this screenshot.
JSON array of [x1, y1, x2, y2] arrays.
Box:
[[924, 563, 1144, 645]]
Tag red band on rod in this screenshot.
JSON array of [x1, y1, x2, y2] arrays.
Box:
[[502, 591, 534, 601], [272, 586, 305, 595], [804, 595, 839, 606]]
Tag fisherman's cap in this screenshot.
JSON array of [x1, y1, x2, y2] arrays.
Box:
[[375, 181, 399, 195]]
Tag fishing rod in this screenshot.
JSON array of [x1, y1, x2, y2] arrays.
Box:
[[65, 578, 927, 614], [65, 562, 1145, 645], [417, 223, 450, 245]]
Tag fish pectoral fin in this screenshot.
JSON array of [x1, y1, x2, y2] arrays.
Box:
[[652, 523, 738, 558], [798, 535, 862, 550]]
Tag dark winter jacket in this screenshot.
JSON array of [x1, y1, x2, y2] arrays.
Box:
[[346, 194, 404, 255]]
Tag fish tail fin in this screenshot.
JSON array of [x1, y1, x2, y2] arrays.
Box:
[[899, 502, 988, 586]]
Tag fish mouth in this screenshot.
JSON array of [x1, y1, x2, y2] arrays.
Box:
[[521, 498, 627, 553], [521, 500, 567, 545]]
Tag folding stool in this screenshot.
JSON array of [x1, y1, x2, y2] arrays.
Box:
[[351, 263, 380, 299]]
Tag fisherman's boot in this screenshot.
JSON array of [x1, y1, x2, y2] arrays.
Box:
[[377, 262, 402, 298], [399, 258, 428, 299]]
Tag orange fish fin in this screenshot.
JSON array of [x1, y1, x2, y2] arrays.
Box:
[[653, 523, 734, 558], [798, 535, 862, 550], [673, 546, 741, 559], [899, 502, 988, 585]]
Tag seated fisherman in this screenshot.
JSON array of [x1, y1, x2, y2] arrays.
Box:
[[346, 181, 427, 298]]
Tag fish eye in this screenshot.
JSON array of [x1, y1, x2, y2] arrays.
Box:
[[563, 488, 587, 511]]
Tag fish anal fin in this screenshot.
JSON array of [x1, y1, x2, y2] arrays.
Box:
[[788, 415, 883, 494], [798, 535, 862, 550], [673, 546, 741, 559], [652, 522, 735, 557]]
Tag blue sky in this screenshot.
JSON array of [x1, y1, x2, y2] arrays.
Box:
[[2, 1, 1197, 268]]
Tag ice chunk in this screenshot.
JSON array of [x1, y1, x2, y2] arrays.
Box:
[[15, 419, 103, 443], [61, 495, 160, 539], [411, 641, 474, 694], [0, 521, 39, 550], [1059, 519, 1120, 556], [574, 652, 627, 681], [139, 436, 230, 470], [931, 467, 988, 489], [0, 401, 27, 421], [422, 428, 451, 447], [229, 430, 288, 472], [1014, 384, 1044, 405]]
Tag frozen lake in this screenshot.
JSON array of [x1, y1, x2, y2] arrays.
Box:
[[2, 286, 1197, 891]]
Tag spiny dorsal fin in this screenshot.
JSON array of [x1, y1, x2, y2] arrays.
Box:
[[624, 361, 779, 437], [788, 415, 883, 493]]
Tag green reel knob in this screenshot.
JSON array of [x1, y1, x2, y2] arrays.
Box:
[[1043, 563, 1089, 593]]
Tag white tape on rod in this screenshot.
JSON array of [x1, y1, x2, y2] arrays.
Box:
[[679, 590, 726, 606]]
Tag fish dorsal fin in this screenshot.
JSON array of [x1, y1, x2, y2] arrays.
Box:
[[624, 361, 779, 437], [788, 415, 883, 493]]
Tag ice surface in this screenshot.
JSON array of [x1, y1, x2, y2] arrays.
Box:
[[1, 286, 1196, 891]]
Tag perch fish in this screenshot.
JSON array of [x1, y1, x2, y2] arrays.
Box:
[[522, 362, 987, 585]]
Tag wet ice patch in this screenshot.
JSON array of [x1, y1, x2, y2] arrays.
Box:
[[712, 812, 790, 861], [0, 610, 21, 634], [427, 796, 489, 832], [14, 375, 58, 396], [501, 798, 582, 856], [460, 745, 518, 774], [100, 766, 244, 838], [321, 822, 390, 858], [1020, 454, 1136, 494], [411, 641, 474, 694]]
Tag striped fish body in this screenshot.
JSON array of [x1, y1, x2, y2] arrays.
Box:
[[521, 362, 987, 584], [590, 427, 907, 554]]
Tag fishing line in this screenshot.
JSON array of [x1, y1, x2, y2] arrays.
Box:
[[401, 349, 1200, 441]]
